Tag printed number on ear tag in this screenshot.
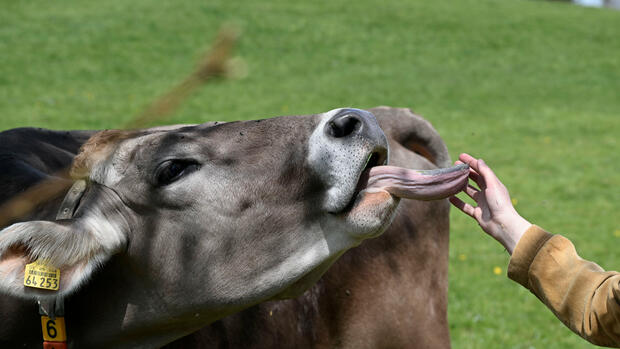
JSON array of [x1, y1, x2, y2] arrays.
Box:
[[24, 260, 60, 291], [41, 316, 67, 342]]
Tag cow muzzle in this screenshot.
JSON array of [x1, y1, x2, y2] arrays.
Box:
[[308, 108, 469, 239], [308, 108, 390, 215]]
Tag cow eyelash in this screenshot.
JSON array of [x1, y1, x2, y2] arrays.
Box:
[[155, 159, 200, 186]]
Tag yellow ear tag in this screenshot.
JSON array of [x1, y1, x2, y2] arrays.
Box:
[[24, 260, 60, 291], [41, 315, 67, 341]]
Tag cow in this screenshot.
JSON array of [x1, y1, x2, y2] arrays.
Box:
[[0, 107, 464, 348], [163, 106, 457, 348]]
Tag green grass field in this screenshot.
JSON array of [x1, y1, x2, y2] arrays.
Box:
[[1, 0, 618, 347]]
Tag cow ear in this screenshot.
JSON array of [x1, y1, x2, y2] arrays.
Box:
[[0, 219, 123, 300], [369, 107, 451, 168]]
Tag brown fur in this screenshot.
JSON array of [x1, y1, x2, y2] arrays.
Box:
[[0, 108, 452, 348], [164, 107, 453, 348], [70, 129, 136, 179]]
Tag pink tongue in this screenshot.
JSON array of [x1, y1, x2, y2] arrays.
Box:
[[360, 163, 469, 201]]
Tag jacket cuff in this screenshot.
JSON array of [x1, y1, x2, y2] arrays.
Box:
[[507, 225, 554, 289]]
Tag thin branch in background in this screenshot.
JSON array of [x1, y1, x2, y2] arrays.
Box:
[[0, 24, 240, 228], [126, 24, 240, 129], [0, 172, 73, 227]]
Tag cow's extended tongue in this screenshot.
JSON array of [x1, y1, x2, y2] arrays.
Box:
[[360, 163, 469, 200]]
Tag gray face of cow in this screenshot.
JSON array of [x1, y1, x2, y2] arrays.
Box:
[[0, 108, 397, 314]]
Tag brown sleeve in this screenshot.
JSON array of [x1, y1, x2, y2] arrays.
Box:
[[507, 225, 620, 347]]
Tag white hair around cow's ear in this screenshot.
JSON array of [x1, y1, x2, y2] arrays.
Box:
[[0, 217, 125, 300]]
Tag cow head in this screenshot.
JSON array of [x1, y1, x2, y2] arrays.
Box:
[[0, 108, 397, 312]]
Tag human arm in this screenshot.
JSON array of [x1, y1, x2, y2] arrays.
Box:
[[509, 225, 620, 347], [449, 153, 620, 347]]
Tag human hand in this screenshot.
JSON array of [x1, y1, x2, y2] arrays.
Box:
[[449, 153, 531, 255]]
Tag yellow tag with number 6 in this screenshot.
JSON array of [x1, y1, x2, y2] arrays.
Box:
[[24, 260, 60, 291], [41, 316, 67, 341]]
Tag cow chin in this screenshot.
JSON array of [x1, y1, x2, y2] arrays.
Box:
[[271, 254, 341, 300], [338, 189, 400, 239], [272, 191, 398, 300]]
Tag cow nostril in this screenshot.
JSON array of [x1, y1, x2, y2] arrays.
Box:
[[326, 114, 362, 138]]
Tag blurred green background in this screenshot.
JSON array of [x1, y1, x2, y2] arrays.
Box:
[[1, 0, 618, 347]]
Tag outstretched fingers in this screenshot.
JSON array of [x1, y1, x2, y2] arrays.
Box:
[[475, 159, 500, 189], [456, 160, 485, 189], [464, 184, 480, 202], [459, 153, 503, 190], [458, 153, 481, 172], [449, 196, 476, 218], [458, 153, 500, 189], [468, 168, 484, 189]]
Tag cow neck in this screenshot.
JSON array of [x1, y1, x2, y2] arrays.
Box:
[[36, 179, 87, 349]]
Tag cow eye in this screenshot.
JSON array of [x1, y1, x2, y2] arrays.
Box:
[[155, 160, 199, 186]]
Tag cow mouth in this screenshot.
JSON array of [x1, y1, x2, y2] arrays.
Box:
[[338, 150, 388, 212], [340, 160, 470, 215]]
